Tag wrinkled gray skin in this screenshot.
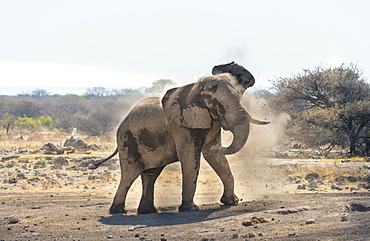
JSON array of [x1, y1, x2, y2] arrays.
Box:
[[94, 62, 269, 214]]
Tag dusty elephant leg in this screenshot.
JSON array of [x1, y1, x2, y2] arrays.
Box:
[[203, 152, 239, 205], [174, 129, 205, 212], [110, 163, 142, 214], [178, 159, 201, 212], [138, 166, 165, 214]]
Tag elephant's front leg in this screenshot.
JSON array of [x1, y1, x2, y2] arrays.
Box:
[[203, 152, 239, 205], [179, 157, 201, 212], [138, 166, 164, 214], [174, 128, 205, 212]]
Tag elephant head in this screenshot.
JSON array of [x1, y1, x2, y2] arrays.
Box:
[[163, 62, 258, 155]]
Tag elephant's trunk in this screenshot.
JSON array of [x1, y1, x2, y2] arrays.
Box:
[[204, 104, 250, 156], [223, 108, 250, 155]]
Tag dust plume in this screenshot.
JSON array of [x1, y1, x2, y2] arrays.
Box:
[[241, 91, 291, 157], [220, 91, 291, 201]]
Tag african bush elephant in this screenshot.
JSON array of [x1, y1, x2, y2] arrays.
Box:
[[93, 62, 269, 214]]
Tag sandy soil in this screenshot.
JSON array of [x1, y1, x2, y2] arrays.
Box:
[[1, 154, 370, 240]]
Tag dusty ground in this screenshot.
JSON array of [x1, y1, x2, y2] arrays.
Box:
[[1, 153, 370, 241]]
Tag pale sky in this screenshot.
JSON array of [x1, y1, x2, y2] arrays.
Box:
[[1, 0, 370, 95]]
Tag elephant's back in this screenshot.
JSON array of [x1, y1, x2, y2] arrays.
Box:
[[125, 97, 165, 126]]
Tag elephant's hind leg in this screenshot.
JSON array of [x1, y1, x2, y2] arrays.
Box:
[[138, 166, 165, 214], [110, 162, 142, 214], [203, 152, 239, 205]]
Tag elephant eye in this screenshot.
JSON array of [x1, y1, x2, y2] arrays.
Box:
[[207, 85, 218, 93]]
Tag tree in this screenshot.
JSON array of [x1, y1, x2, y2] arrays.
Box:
[[31, 89, 51, 97], [48, 95, 88, 131], [10, 100, 43, 118], [146, 79, 176, 95], [273, 64, 370, 156], [110, 88, 144, 96], [76, 104, 121, 136], [0, 113, 16, 134], [84, 87, 110, 99]]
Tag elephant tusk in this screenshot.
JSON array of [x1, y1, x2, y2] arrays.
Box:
[[250, 119, 270, 125]]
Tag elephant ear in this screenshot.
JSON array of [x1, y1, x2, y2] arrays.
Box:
[[162, 83, 213, 129], [212, 62, 255, 89]]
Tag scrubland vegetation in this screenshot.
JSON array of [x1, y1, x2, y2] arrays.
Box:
[[1, 64, 370, 156]]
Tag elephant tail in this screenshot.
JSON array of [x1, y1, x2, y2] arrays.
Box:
[[89, 148, 118, 169]]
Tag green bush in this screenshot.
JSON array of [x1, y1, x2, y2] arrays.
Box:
[[39, 115, 53, 127], [30, 175, 43, 181], [34, 158, 47, 167], [14, 117, 39, 129], [13, 115, 53, 129]]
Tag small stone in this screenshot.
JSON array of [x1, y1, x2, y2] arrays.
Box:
[[9, 178, 18, 184], [232, 233, 238, 238], [258, 232, 264, 237], [306, 219, 316, 224], [128, 226, 136, 231], [242, 221, 253, 226], [341, 214, 348, 221], [107, 235, 113, 239], [363, 174, 370, 183], [288, 232, 299, 237], [134, 233, 140, 237], [305, 172, 319, 181], [308, 179, 318, 188], [17, 173, 27, 179], [9, 215, 19, 224]]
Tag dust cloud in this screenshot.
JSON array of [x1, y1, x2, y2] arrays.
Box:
[[217, 92, 291, 201]]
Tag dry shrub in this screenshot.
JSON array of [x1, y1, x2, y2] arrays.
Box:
[[99, 173, 113, 183], [41, 180, 52, 190]]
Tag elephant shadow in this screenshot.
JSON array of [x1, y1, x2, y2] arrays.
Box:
[[98, 201, 269, 227]]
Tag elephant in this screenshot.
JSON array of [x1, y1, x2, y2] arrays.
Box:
[[93, 62, 270, 214]]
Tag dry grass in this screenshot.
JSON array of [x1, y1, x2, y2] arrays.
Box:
[[0, 127, 115, 151], [99, 173, 114, 183], [41, 180, 52, 190], [280, 161, 366, 181], [0, 128, 68, 150]]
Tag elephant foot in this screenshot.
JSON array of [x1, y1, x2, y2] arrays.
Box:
[[138, 205, 158, 214], [179, 202, 200, 212], [109, 203, 126, 214], [221, 193, 239, 205]]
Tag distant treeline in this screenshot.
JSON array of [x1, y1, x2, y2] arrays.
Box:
[[0, 79, 175, 137], [1, 64, 370, 156]]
